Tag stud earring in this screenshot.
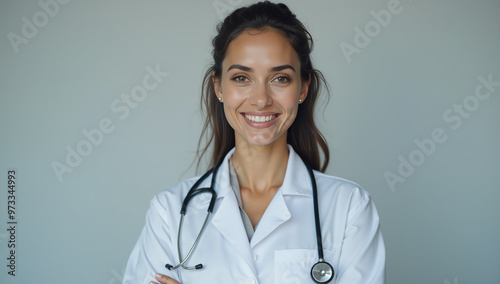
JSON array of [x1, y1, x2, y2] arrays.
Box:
[[299, 99, 302, 103], [218, 97, 222, 102]]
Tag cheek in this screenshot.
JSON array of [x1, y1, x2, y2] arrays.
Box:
[[222, 83, 246, 103], [286, 96, 299, 109], [276, 90, 300, 112], [222, 92, 243, 114], [223, 105, 235, 120], [222, 94, 244, 124], [273, 81, 302, 101]]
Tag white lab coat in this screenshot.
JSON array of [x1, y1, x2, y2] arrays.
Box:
[[123, 146, 385, 284]]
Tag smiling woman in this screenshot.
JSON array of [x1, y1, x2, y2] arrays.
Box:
[[214, 28, 309, 150], [123, 2, 385, 284]]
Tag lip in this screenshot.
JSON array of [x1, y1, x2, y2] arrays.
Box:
[[240, 112, 279, 129]]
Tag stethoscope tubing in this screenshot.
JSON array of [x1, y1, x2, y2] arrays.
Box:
[[166, 155, 334, 283], [166, 161, 222, 271], [168, 213, 212, 270], [305, 162, 325, 260]]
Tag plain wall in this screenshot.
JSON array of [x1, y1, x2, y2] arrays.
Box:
[[1, 0, 499, 283]]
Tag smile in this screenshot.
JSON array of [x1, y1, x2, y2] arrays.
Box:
[[244, 114, 276, 122]]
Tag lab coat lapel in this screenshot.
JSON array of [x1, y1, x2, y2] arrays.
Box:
[[250, 189, 291, 247], [210, 156, 257, 276], [250, 145, 312, 248]]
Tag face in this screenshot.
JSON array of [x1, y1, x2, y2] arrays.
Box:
[[213, 28, 310, 147]]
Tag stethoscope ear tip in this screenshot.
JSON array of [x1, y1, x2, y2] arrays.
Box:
[[165, 264, 174, 270], [195, 264, 203, 270]]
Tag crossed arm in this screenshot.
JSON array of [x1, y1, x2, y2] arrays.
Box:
[[150, 273, 181, 284]]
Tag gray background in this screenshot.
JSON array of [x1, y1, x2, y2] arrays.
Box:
[[1, 0, 499, 283]]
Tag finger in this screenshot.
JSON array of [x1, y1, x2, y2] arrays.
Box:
[[155, 273, 181, 284]]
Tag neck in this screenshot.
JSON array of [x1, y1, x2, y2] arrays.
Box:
[[231, 135, 289, 193]]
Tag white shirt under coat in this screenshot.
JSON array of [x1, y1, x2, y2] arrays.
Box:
[[123, 145, 386, 284]]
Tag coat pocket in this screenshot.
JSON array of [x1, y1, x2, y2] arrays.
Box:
[[274, 249, 335, 284]]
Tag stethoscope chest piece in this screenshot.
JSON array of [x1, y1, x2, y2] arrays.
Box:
[[310, 260, 334, 283]]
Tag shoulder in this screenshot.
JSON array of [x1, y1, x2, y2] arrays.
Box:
[[149, 173, 208, 217], [313, 171, 372, 209], [150, 148, 235, 215], [311, 171, 382, 234], [287, 145, 371, 204]]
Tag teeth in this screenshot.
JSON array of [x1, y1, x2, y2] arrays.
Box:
[[244, 114, 276, 122]]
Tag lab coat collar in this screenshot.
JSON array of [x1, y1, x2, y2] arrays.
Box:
[[281, 144, 314, 197], [209, 147, 258, 275], [247, 145, 314, 246], [192, 145, 315, 275], [193, 145, 314, 207]]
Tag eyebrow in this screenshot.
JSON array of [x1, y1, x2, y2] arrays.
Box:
[[227, 64, 296, 73]]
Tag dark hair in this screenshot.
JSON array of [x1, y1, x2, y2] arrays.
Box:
[[197, 1, 330, 172]]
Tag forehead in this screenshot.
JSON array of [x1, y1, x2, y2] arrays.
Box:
[[223, 28, 300, 69]]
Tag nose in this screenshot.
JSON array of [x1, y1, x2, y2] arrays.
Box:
[[248, 82, 272, 109]]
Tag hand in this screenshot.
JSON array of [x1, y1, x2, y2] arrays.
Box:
[[149, 273, 181, 284]]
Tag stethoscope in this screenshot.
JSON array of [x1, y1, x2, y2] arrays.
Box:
[[165, 157, 334, 283]]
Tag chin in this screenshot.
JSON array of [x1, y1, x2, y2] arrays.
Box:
[[244, 134, 281, 147]]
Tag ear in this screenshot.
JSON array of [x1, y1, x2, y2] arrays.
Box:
[[212, 72, 223, 100], [299, 74, 311, 103]]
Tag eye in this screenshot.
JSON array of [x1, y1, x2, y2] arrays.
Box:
[[231, 75, 249, 82], [273, 75, 291, 84]]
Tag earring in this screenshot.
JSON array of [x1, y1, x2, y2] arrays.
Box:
[[299, 99, 302, 103], [218, 97, 222, 102]]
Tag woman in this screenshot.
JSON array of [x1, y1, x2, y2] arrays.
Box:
[[124, 2, 385, 283]]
